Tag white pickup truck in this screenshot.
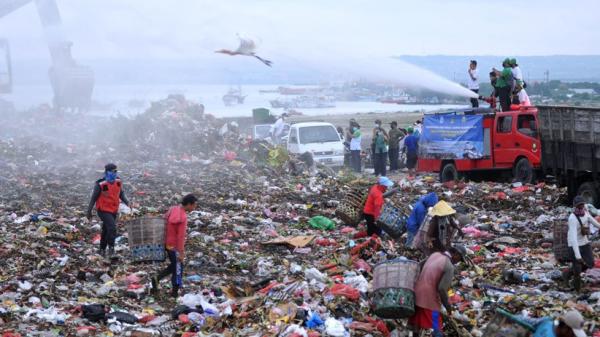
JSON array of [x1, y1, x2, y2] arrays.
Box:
[[286, 122, 344, 167]]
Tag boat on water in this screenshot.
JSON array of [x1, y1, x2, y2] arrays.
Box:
[[270, 95, 336, 109], [222, 87, 246, 106], [278, 86, 324, 95]]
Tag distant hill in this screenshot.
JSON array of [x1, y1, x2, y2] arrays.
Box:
[[10, 55, 600, 85], [397, 55, 600, 83]]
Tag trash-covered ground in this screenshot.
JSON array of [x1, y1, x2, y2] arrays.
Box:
[[1, 97, 599, 337]]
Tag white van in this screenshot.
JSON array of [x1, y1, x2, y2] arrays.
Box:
[[286, 122, 344, 167]]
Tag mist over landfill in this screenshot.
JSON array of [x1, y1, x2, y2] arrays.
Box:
[[1, 1, 600, 337]]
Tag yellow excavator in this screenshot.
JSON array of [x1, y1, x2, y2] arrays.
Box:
[[0, 0, 94, 111]]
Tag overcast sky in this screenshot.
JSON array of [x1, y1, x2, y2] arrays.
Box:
[[1, 0, 600, 60]]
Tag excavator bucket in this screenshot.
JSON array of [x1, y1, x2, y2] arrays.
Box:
[[49, 64, 94, 111]]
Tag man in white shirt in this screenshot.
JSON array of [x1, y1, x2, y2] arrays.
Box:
[[270, 113, 288, 145], [467, 60, 479, 108], [510, 58, 526, 105], [564, 196, 600, 291]]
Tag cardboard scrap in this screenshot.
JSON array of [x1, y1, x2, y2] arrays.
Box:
[[262, 235, 315, 248]]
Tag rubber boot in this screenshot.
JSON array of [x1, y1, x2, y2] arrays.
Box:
[[107, 246, 115, 259], [171, 286, 179, 299], [151, 276, 159, 295]]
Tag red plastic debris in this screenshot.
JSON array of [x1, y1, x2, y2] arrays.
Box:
[[329, 283, 360, 301]]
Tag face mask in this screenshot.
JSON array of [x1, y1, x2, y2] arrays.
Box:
[[105, 171, 117, 183]]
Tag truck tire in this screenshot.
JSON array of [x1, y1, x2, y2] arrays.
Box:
[[440, 163, 458, 183], [513, 158, 533, 184], [577, 182, 598, 206]]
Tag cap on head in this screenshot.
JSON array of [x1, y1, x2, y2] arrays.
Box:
[[407, 127, 414, 133], [390, 121, 397, 126], [503, 58, 511, 65], [378, 176, 394, 188], [560, 310, 586, 337], [104, 163, 117, 172], [573, 196, 586, 208], [375, 119, 382, 124], [510, 58, 517, 65]]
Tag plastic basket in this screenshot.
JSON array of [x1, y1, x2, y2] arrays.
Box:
[[377, 202, 408, 239]]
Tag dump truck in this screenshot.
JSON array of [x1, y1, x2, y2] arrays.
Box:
[[417, 105, 600, 206]]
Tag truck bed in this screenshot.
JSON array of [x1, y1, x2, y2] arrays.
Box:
[[538, 105, 600, 173]]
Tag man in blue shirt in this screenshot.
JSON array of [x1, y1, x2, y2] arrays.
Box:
[[406, 192, 438, 246], [404, 127, 419, 175]]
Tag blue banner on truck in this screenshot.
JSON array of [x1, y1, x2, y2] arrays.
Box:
[[419, 114, 484, 159]]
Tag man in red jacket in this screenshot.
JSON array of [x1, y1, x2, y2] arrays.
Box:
[[86, 163, 130, 259], [363, 176, 394, 236], [152, 194, 198, 298]]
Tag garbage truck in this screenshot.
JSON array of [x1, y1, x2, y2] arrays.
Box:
[[417, 105, 600, 205]]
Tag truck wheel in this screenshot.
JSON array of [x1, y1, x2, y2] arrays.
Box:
[[577, 182, 598, 206], [513, 158, 533, 184], [440, 163, 458, 183]]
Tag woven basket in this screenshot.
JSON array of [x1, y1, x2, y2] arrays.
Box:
[[373, 259, 419, 291], [371, 259, 419, 318], [335, 188, 368, 226], [127, 216, 165, 262], [553, 220, 570, 263]]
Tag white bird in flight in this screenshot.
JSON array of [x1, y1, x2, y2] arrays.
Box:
[[215, 35, 273, 67]]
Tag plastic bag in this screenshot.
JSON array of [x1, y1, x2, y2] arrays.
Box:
[[325, 318, 346, 337], [329, 283, 360, 301], [308, 216, 335, 231], [108, 311, 138, 324], [306, 312, 324, 329], [82, 304, 107, 323], [344, 275, 369, 293]]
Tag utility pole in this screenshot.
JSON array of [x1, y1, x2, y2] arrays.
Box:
[[544, 70, 550, 83]]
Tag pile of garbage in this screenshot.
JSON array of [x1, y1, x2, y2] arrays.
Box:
[[1, 97, 599, 336]]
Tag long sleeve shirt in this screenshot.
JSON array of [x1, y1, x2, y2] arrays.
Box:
[[567, 212, 600, 259], [86, 178, 130, 215], [164, 206, 188, 255]]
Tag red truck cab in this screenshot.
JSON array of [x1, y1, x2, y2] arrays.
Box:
[[417, 105, 541, 183]]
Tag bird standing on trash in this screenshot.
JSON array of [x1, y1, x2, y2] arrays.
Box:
[[86, 163, 131, 260], [215, 35, 273, 67]]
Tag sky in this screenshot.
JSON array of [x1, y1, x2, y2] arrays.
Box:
[[1, 0, 600, 61]]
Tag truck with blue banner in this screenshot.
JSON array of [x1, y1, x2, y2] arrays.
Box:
[[418, 105, 600, 206]]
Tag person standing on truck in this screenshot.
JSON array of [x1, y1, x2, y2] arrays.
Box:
[[563, 196, 600, 291], [86, 163, 131, 259], [270, 112, 288, 145], [363, 176, 394, 236], [406, 192, 439, 246], [372, 119, 389, 176], [467, 60, 479, 108], [152, 194, 198, 298], [403, 127, 419, 176], [494, 59, 514, 112], [350, 123, 362, 173], [388, 121, 403, 172], [409, 245, 467, 337]]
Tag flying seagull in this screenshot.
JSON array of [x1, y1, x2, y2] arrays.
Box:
[[215, 35, 273, 67]]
